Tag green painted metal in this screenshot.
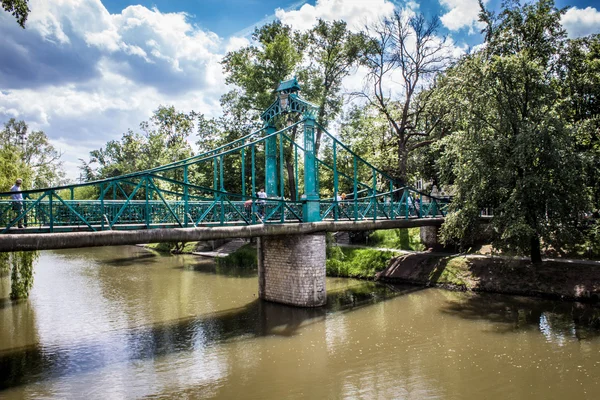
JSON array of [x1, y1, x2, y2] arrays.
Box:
[[241, 146, 246, 200], [279, 133, 285, 222], [333, 141, 338, 221], [183, 165, 189, 227], [0, 80, 450, 235], [302, 116, 320, 222], [265, 124, 277, 197]]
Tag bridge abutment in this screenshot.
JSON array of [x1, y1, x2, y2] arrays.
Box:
[[258, 233, 327, 307]]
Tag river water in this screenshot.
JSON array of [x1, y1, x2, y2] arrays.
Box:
[[1, 246, 599, 399]]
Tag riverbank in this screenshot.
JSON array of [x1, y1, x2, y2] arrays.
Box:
[[141, 238, 600, 303], [378, 252, 600, 302]]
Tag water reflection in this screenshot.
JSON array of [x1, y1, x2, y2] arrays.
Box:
[[440, 291, 600, 340], [1, 246, 599, 399]]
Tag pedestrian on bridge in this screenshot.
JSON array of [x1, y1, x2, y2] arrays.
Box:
[[10, 178, 27, 228], [257, 188, 267, 219]]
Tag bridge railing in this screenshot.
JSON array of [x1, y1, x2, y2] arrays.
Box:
[[0, 117, 450, 234]]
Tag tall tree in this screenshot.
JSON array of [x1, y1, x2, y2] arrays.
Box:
[[1, 118, 64, 188], [301, 19, 371, 153], [437, 0, 589, 263], [1, 118, 63, 300], [82, 106, 195, 194], [357, 11, 451, 183]]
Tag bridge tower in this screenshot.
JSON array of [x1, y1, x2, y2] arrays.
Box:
[[258, 78, 326, 307]]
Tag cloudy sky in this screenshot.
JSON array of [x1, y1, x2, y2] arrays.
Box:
[[0, 0, 598, 181]]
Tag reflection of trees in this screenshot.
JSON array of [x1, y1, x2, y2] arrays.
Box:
[[0, 280, 417, 391], [440, 292, 600, 340]]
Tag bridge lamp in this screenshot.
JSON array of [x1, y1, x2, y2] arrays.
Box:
[[279, 91, 289, 111]]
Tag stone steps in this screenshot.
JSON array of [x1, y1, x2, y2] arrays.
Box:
[[192, 239, 247, 258]]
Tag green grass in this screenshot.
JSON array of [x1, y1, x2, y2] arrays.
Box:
[[216, 244, 257, 269], [145, 241, 198, 254], [145, 242, 176, 253], [367, 228, 425, 251], [326, 247, 395, 279]]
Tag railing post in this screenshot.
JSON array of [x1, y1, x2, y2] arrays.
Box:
[[145, 177, 150, 228], [241, 146, 246, 201], [49, 191, 54, 233], [302, 117, 320, 222], [372, 167, 377, 221], [279, 133, 285, 222], [100, 184, 105, 230], [389, 181, 395, 219], [183, 165, 189, 227], [333, 141, 338, 221], [265, 124, 277, 197], [353, 156, 358, 221], [251, 143, 256, 224]]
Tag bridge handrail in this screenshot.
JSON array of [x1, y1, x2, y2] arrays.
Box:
[[0, 122, 301, 198]]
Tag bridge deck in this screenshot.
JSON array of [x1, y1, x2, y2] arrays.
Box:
[[0, 218, 446, 252]]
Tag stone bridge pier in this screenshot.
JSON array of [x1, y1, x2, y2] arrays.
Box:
[[258, 233, 327, 307]]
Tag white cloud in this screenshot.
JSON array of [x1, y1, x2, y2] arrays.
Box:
[[276, 0, 395, 32], [0, 0, 230, 180], [562, 7, 600, 38], [440, 0, 487, 32]]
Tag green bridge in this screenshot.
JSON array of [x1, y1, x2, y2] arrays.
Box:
[[1, 78, 447, 238], [0, 79, 448, 306]]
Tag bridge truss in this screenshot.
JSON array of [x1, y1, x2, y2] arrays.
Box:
[[0, 80, 448, 235]]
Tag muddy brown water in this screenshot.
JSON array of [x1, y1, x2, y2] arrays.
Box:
[[1, 246, 599, 399]]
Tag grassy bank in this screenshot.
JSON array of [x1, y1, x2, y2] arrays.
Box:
[[144, 242, 198, 254], [326, 246, 395, 279], [367, 228, 424, 251]]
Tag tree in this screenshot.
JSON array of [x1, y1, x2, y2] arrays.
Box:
[[1, 0, 30, 28], [82, 106, 195, 195], [437, 0, 589, 263], [301, 19, 371, 153], [1, 118, 64, 188], [222, 21, 304, 114], [357, 11, 452, 183], [222, 21, 306, 199], [0, 118, 64, 300]]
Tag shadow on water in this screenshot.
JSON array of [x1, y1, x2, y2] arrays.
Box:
[[100, 253, 160, 267], [440, 291, 600, 339], [0, 281, 418, 391]]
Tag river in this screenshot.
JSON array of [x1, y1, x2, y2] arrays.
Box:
[[1, 246, 599, 399]]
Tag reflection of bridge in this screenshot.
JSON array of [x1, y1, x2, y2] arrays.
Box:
[[0, 79, 447, 307]]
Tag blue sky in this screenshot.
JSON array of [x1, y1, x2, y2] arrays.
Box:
[[0, 0, 598, 180]]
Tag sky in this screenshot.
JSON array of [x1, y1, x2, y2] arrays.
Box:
[[0, 0, 599, 181]]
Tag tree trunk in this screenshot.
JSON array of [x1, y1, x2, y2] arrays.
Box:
[[530, 234, 542, 264], [397, 142, 408, 186]]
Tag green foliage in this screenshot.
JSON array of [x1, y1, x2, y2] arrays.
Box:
[[0, 251, 37, 299], [1, 0, 29, 28], [216, 244, 257, 269], [81, 105, 196, 196], [435, 0, 590, 262], [1, 118, 65, 190], [367, 228, 425, 251], [326, 247, 394, 279], [145, 242, 176, 254]]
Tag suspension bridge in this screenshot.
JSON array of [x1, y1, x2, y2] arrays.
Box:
[[0, 79, 448, 306]]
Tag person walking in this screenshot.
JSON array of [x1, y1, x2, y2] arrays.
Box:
[[257, 188, 267, 220], [10, 178, 27, 228]]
